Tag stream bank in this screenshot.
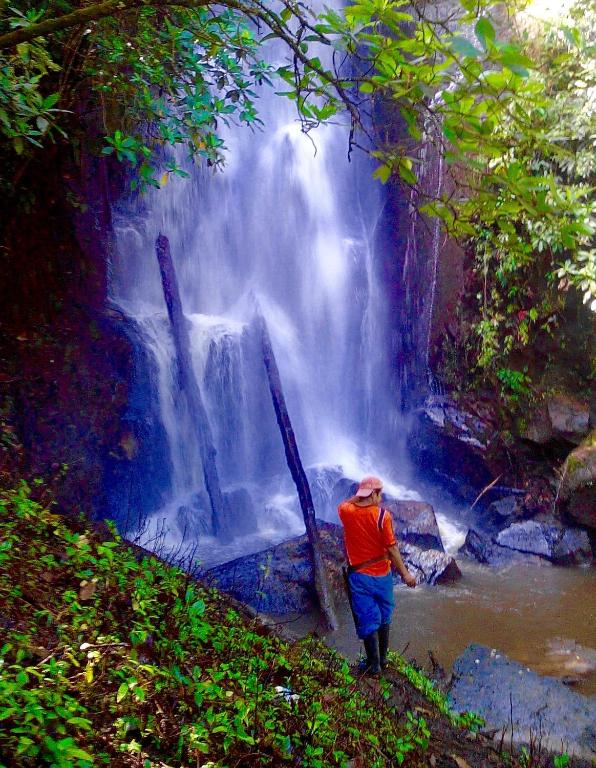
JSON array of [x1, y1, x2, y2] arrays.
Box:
[[3, 481, 593, 768], [204, 515, 595, 760]]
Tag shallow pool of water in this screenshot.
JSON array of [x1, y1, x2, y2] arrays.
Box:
[[323, 561, 596, 695]]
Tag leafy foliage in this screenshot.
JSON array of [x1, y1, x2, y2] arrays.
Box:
[[0, 481, 484, 767], [1, 0, 593, 390], [0, 0, 349, 192], [455, 0, 596, 377]]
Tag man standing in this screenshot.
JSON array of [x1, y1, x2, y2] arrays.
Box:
[[338, 475, 416, 674]]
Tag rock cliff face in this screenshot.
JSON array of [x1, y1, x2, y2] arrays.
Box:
[[559, 431, 596, 529], [421, 194, 594, 544], [0, 147, 148, 525], [407, 389, 595, 547]]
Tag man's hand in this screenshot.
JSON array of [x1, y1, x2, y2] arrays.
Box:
[[387, 544, 417, 588], [403, 572, 417, 588]]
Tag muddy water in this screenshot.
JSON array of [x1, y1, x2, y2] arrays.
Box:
[[324, 562, 596, 695]]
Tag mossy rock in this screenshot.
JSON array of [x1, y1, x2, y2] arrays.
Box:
[[560, 430, 596, 529]]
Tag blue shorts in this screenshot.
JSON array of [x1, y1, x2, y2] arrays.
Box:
[[348, 571, 394, 639]]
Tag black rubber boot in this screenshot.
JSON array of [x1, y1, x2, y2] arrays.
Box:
[[378, 623, 390, 670], [362, 631, 381, 675]]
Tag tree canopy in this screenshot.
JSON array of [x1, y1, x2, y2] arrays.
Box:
[[1, 0, 594, 380]]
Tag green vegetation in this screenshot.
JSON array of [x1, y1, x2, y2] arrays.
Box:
[[455, 0, 595, 386], [388, 653, 485, 732], [0, 481, 487, 767]]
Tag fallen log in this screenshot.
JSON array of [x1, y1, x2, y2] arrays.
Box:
[[254, 307, 338, 631], [155, 233, 225, 537]]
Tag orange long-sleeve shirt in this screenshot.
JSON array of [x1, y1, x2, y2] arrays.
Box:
[[338, 501, 396, 576]]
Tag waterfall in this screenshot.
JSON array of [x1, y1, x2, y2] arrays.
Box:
[[107, 34, 447, 560]]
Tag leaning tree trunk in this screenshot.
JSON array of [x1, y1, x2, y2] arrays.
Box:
[[254, 307, 338, 631], [155, 233, 225, 536]]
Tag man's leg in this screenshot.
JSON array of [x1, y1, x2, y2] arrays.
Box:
[[375, 573, 395, 670], [378, 624, 390, 670], [348, 573, 382, 674], [362, 632, 380, 675]]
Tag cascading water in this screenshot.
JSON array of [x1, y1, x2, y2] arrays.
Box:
[[108, 38, 455, 565]]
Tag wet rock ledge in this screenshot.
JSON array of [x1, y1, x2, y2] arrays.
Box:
[[205, 507, 460, 616], [449, 644, 596, 761]]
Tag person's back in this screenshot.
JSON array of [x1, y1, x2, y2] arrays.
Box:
[[338, 500, 392, 577]]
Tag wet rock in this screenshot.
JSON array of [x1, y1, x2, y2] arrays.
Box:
[[559, 433, 596, 530], [206, 536, 317, 615], [331, 477, 358, 506], [551, 527, 593, 565], [496, 520, 555, 557], [479, 495, 520, 534], [449, 644, 596, 760], [519, 409, 555, 444], [306, 465, 350, 522], [386, 500, 444, 551], [400, 542, 461, 584], [176, 492, 212, 538], [103, 313, 172, 533], [408, 398, 496, 502], [496, 520, 591, 564], [458, 529, 547, 568], [547, 393, 590, 443]]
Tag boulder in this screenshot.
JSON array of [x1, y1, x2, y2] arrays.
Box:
[[458, 529, 547, 568], [385, 500, 444, 551], [559, 433, 596, 530], [479, 495, 520, 534], [547, 393, 590, 443], [552, 527, 593, 565], [449, 644, 596, 760], [306, 465, 346, 522], [407, 398, 497, 502], [496, 521, 591, 565], [519, 408, 555, 444], [176, 491, 212, 538], [400, 542, 461, 584], [496, 520, 556, 558]]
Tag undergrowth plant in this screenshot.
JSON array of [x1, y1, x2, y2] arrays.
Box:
[[387, 652, 485, 732], [0, 481, 454, 767]]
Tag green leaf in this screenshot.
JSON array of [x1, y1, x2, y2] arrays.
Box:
[[373, 164, 392, 184], [398, 158, 418, 185], [42, 93, 60, 110], [67, 717, 92, 730], [451, 36, 482, 59], [475, 18, 495, 50], [66, 748, 94, 761], [116, 683, 128, 703]]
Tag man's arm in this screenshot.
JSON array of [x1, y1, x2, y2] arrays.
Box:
[[387, 544, 416, 588]]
